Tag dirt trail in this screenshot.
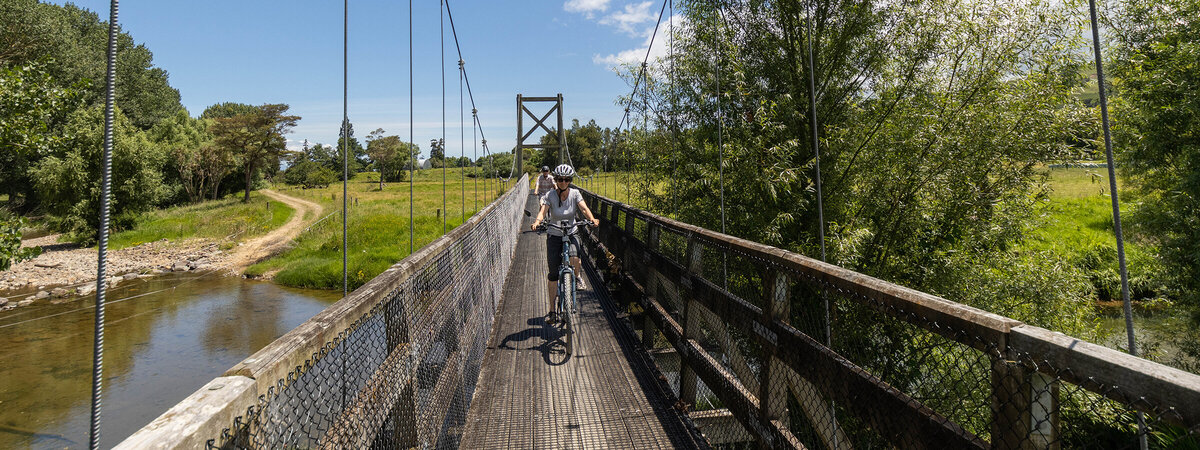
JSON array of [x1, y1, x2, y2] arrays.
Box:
[[223, 189, 323, 273]]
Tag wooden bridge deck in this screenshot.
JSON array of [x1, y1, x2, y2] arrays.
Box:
[[460, 195, 706, 449]]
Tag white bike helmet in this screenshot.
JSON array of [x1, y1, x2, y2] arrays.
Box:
[[551, 164, 575, 178]]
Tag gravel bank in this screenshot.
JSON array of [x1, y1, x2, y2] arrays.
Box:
[[0, 235, 229, 309]]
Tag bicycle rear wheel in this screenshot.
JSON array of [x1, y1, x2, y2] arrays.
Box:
[[561, 272, 574, 354]]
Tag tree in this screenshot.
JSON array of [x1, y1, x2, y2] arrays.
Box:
[[210, 104, 300, 202], [335, 119, 367, 177], [201, 102, 258, 120], [0, 62, 80, 209], [31, 105, 173, 242], [0, 214, 39, 270], [366, 129, 407, 190], [633, 0, 1094, 333], [429, 138, 445, 166], [1111, 0, 1200, 313], [0, 1, 181, 129]]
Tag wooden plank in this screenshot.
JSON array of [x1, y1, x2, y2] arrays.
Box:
[[1009, 324, 1200, 428], [689, 409, 754, 445], [115, 376, 258, 450]]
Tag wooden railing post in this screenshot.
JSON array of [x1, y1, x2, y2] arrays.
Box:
[[991, 356, 1060, 450], [679, 236, 703, 407], [642, 223, 662, 350], [384, 295, 418, 448], [760, 270, 790, 424]]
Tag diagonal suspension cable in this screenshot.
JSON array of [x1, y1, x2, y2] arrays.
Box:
[[445, 1, 512, 182], [601, 0, 670, 200]]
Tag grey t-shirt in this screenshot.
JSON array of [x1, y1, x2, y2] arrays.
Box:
[[540, 188, 584, 236]]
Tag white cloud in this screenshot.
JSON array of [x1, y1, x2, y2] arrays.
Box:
[[598, 1, 656, 36], [563, 0, 610, 18], [593, 13, 685, 72]]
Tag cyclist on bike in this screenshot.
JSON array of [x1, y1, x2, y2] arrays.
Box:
[[530, 164, 600, 320], [535, 166, 554, 196]]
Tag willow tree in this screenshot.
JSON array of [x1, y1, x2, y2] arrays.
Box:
[[632, 0, 1096, 329]]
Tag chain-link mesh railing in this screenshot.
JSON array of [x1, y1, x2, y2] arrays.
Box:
[[577, 188, 1200, 450], [117, 175, 527, 449]]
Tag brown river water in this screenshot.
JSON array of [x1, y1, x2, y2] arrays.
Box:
[[0, 273, 341, 449]]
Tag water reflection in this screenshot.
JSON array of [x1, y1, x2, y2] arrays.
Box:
[[0, 273, 340, 449]]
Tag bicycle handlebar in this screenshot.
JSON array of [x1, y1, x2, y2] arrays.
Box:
[[533, 219, 595, 234]]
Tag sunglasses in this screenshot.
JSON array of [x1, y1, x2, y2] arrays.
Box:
[[554, 177, 572, 182]]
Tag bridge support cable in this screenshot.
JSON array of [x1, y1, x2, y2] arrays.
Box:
[[1087, 0, 1147, 447], [441, 0, 447, 234], [341, 0, 352, 415], [669, 0, 679, 217], [713, 5, 729, 290], [460, 59, 465, 222], [604, 0, 670, 204], [408, 0, 414, 254], [342, 0, 349, 301], [89, 0, 119, 447]]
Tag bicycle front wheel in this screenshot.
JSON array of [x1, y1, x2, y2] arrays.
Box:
[[561, 271, 574, 355]]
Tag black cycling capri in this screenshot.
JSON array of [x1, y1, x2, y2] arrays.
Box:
[[546, 234, 580, 281]]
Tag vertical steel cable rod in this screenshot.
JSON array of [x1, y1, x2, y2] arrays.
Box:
[[440, 0, 447, 233], [473, 108, 478, 211], [342, 0, 349, 301], [805, 0, 833, 349], [714, 6, 728, 288], [340, 0, 350, 413], [1087, 0, 1146, 447], [408, 0, 415, 254], [669, 0, 678, 217], [460, 59, 465, 221], [89, 1, 119, 447], [805, 3, 840, 445]]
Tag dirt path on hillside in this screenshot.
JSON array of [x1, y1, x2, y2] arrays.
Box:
[[222, 189, 323, 273]]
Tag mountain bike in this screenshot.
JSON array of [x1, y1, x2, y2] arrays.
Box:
[[530, 217, 592, 355]]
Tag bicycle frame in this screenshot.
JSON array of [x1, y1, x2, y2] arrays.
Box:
[[539, 219, 589, 354]]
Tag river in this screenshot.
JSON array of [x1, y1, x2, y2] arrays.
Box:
[[0, 273, 341, 449]]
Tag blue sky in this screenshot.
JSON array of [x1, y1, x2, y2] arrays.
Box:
[[54, 0, 678, 159]]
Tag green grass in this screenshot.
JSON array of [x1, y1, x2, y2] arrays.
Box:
[[572, 171, 653, 206], [1023, 167, 1164, 303], [246, 169, 515, 290], [108, 192, 294, 250]]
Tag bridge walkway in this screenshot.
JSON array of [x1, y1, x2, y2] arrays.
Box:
[[460, 195, 706, 449]]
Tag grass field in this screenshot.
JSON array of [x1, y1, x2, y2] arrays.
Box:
[[108, 192, 294, 250], [246, 169, 516, 290], [1024, 167, 1163, 303]]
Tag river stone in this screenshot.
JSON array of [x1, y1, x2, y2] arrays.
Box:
[[77, 284, 96, 295], [18, 299, 34, 307], [33, 290, 51, 300], [172, 261, 190, 272], [123, 272, 139, 280], [50, 288, 69, 298], [0, 298, 8, 307]]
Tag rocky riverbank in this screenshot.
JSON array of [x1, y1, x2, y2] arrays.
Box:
[[0, 235, 229, 310]]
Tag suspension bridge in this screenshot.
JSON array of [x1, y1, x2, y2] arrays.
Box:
[[64, 0, 1200, 448]]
